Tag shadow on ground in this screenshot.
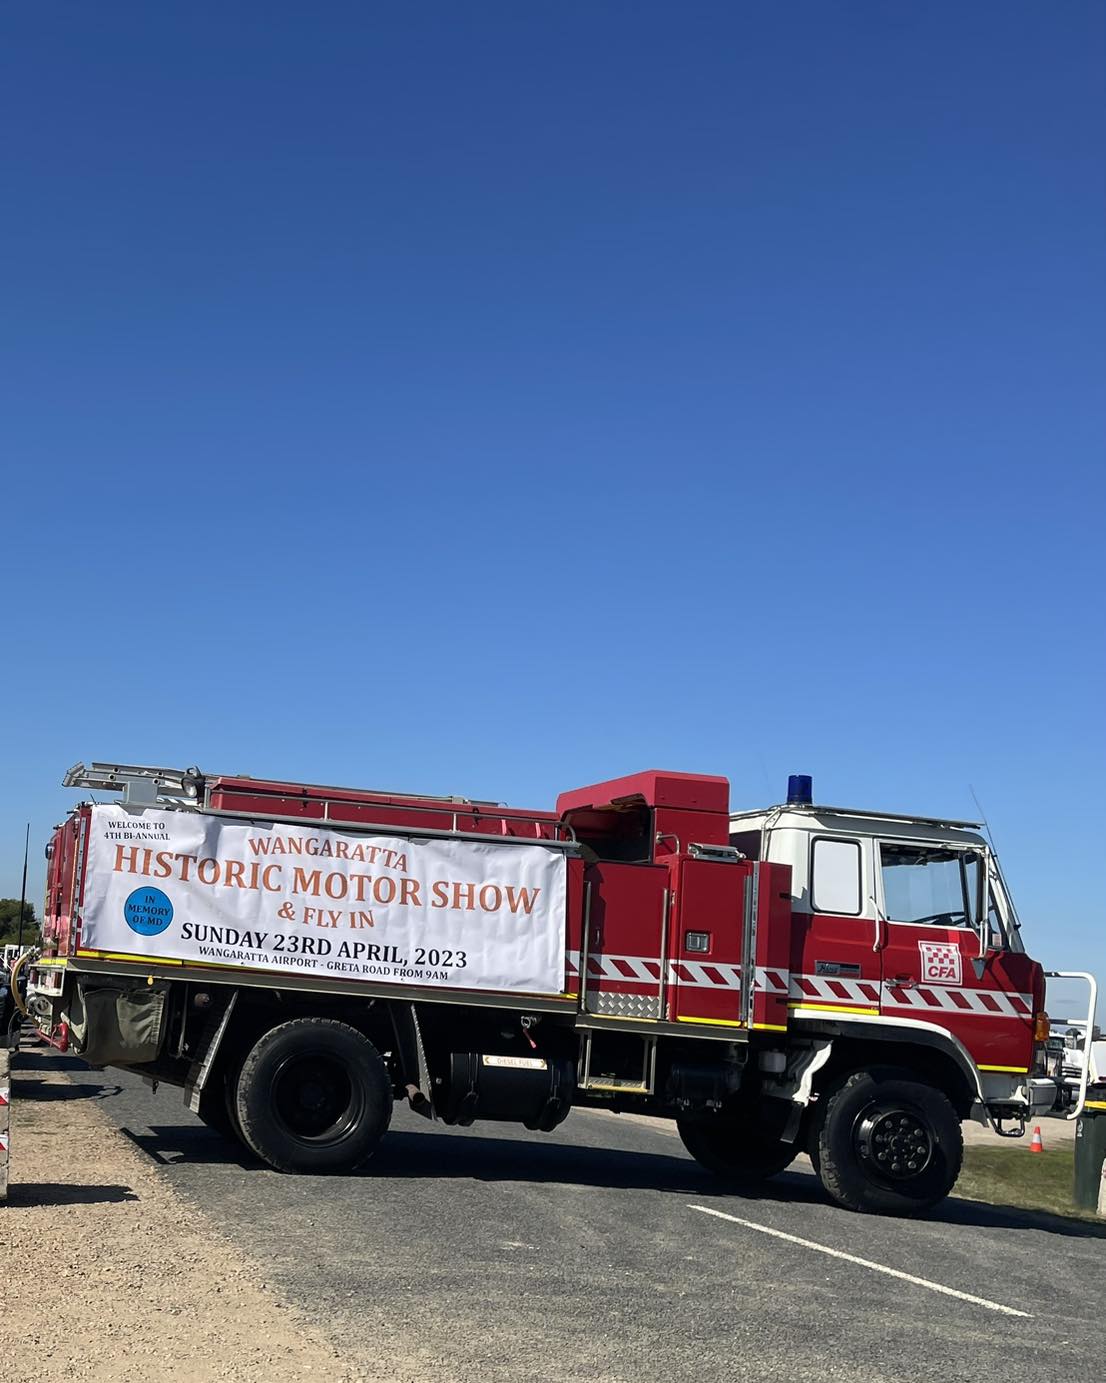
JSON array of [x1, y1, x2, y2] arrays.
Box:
[[117, 1124, 263, 1172], [10, 1052, 89, 1073], [4, 1181, 139, 1207], [939, 1193, 1106, 1240], [14, 1078, 125, 1102], [111, 1120, 1106, 1239], [32, 1048, 1106, 1242]]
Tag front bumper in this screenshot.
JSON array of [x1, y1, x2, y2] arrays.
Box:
[[973, 1074, 1069, 1130]]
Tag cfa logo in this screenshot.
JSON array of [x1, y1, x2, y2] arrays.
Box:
[[918, 939, 961, 987], [123, 887, 174, 937]]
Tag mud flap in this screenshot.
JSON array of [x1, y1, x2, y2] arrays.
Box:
[[389, 1003, 435, 1118], [185, 990, 239, 1114]]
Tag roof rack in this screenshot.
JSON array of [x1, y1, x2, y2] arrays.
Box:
[[729, 801, 982, 831]]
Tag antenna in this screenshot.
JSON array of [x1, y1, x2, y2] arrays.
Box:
[[968, 784, 997, 853], [968, 784, 1026, 939], [15, 822, 29, 948]]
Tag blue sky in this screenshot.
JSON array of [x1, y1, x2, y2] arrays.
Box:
[[2, 3, 1103, 1012]]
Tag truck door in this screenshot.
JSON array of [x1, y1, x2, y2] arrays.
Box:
[[790, 835, 883, 1018], [580, 861, 668, 1020], [668, 856, 792, 1031], [875, 841, 1036, 1073], [667, 857, 748, 1027]]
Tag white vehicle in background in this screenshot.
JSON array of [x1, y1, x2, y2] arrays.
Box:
[[1048, 1020, 1105, 1085], [2, 944, 36, 1049]]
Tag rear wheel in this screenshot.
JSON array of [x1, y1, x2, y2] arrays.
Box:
[[677, 1117, 799, 1183], [233, 1018, 393, 1174], [195, 1076, 238, 1143], [814, 1067, 962, 1215]]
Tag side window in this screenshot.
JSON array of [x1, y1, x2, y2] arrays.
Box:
[[811, 838, 862, 916], [879, 844, 972, 927]]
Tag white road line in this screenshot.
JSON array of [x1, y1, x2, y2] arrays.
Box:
[[688, 1205, 1031, 1318]]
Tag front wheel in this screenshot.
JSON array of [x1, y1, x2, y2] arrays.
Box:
[[233, 1018, 393, 1174], [814, 1068, 962, 1216], [677, 1117, 799, 1183]]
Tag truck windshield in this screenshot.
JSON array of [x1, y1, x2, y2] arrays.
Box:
[[880, 844, 974, 927], [878, 842, 1022, 953]]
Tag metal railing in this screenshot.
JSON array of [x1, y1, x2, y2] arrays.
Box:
[[1045, 970, 1099, 1119]]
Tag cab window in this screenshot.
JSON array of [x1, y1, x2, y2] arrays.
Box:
[[879, 843, 975, 927], [811, 838, 862, 915]]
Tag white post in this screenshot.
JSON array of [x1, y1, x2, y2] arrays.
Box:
[[1098, 1151, 1106, 1220]]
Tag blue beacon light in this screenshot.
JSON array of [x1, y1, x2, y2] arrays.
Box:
[[787, 774, 813, 806]]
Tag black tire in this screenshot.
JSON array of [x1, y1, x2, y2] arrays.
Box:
[[233, 1017, 392, 1174], [194, 1068, 256, 1158], [677, 1117, 799, 1183], [195, 1075, 238, 1143], [223, 1061, 248, 1144], [814, 1067, 962, 1216]]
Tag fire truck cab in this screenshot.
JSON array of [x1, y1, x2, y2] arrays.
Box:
[[729, 777, 1092, 1133]]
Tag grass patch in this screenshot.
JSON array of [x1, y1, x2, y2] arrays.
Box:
[[956, 1145, 1100, 1222]]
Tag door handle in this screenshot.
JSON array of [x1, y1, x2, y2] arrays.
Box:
[[890, 975, 917, 988], [870, 898, 886, 953]]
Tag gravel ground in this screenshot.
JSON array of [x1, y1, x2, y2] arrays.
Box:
[[0, 1051, 361, 1383]]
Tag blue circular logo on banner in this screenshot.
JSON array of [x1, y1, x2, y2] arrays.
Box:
[[124, 887, 174, 936]]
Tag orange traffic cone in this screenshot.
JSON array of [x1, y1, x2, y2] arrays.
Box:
[[1028, 1125, 1044, 1153]]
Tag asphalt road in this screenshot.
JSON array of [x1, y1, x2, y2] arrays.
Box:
[[33, 1052, 1106, 1383]]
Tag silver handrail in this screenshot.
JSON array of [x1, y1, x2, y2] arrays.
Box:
[[1045, 970, 1099, 1120], [201, 806, 580, 852]]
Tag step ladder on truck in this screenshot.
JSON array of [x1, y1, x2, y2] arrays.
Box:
[[15, 759, 1099, 1217]]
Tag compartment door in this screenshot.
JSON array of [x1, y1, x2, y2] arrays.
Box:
[[582, 862, 668, 1021], [667, 858, 750, 1029]]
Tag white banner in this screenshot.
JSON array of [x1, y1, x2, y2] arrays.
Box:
[[80, 806, 567, 997]]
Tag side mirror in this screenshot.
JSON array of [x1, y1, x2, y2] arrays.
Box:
[[970, 852, 993, 959]]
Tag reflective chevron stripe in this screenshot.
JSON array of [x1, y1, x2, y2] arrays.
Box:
[[881, 983, 1033, 1018], [565, 950, 1031, 1017], [789, 973, 881, 1007], [567, 951, 661, 983], [566, 950, 789, 994]]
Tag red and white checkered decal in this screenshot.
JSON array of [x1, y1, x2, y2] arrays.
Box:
[[918, 940, 963, 987]]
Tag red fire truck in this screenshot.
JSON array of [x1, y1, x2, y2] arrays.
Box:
[[22, 760, 1097, 1216]]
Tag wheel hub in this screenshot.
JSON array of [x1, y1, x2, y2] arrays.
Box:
[[855, 1106, 934, 1181], [273, 1053, 358, 1142]]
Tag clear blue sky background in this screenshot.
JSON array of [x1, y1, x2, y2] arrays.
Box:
[[2, 4, 1103, 1013]]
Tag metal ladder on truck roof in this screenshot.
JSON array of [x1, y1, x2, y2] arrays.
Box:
[[64, 761, 205, 808]]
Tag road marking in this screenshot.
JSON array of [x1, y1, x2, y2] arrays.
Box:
[[688, 1205, 1031, 1318]]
